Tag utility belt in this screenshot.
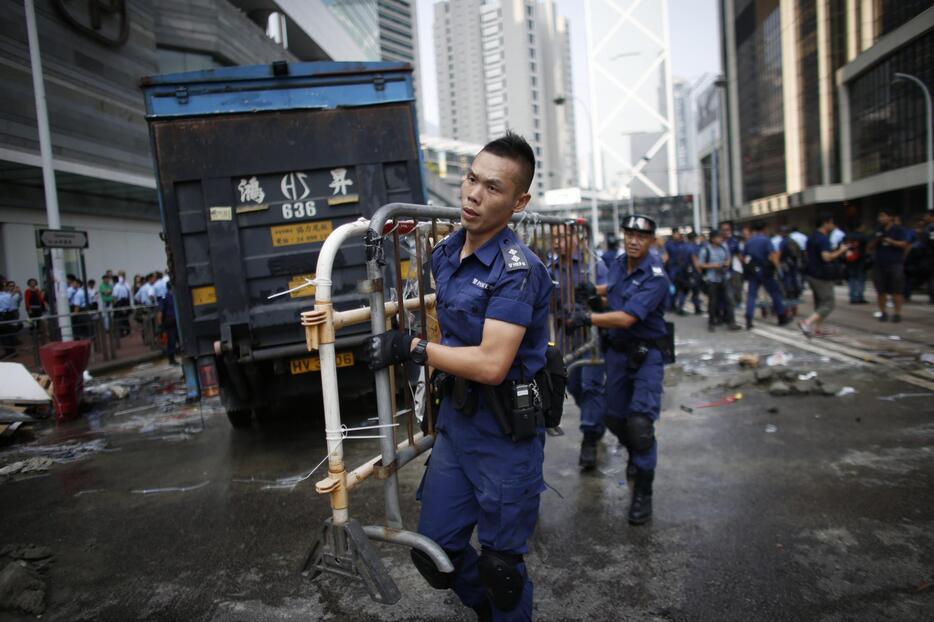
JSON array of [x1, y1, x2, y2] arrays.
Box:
[[604, 321, 676, 370], [431, 372, 542, 442]]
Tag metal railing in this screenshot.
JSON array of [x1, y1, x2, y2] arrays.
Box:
[[0, 304, 163, 371], [298, 204, 597, 605]]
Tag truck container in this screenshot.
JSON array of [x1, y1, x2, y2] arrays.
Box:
[[140, 61, 425, 427]]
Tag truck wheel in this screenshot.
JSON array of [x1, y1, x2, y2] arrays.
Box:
[[226, 408, 252, 429]]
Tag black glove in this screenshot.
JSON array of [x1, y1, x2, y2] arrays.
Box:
[[574, 282, 604, 311], [366, 330, 416, 370], [574, 282, 597, 301], [564, 309, 592, 333]]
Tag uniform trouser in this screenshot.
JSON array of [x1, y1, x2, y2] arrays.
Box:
[[675, 285, 701, 312], [603, 348, 663, 471], [745, 274, 785, 319], [417, 405, 545, 621], [163, 318, 178, 359], [567, 361, 606, 435]]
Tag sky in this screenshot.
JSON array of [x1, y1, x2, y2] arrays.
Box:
[[415, 0, 721, 185]]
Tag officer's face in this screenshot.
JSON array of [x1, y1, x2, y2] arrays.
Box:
[[461, 151, 531, 237], [553, 230, 577, 257], [623, 230, 654, 260]]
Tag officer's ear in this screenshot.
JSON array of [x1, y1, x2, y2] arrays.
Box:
[[511, 191, 532, 214]]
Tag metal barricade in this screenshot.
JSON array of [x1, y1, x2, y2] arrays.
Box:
[[298, 203, 597, 604], [0, 305, 162, 372]]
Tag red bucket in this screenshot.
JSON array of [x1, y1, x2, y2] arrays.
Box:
[[39, 340, 92, 423]]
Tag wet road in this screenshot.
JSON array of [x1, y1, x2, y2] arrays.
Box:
[[1, 309, 932, 621]]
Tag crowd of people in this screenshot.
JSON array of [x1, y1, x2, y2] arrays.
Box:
[[0, 269, 178, 362], [619, 209, 934, 337]]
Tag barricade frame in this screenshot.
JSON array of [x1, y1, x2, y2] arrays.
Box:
[[299, 203, 599, 604]]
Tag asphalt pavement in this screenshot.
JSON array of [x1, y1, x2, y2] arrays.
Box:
[[0, 298, 932, 621]]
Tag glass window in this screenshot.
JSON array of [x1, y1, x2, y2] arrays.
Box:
[[850, 28, 934, 180]]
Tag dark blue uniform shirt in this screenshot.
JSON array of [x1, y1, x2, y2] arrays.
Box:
[[875, 225, 907, 266], [744, 234, 774, 267], [432, 225, 553, 381], [806, 231, 832, 279], [606, 251, 669, 341]]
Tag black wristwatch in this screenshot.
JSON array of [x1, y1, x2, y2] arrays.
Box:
[[410, 339, 429, 365]]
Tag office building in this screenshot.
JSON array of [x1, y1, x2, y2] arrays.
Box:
[[433, 0, 578, 197], [584, 0, 677, 199], [672, 78, 697, 200], [720, 0, 933, 225]]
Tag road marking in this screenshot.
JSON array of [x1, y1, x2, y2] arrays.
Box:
[[751, 325, 934, 392]]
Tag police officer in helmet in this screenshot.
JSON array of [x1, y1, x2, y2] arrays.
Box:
[[567, 215, 670, 525], [368, 131, 552, 620]]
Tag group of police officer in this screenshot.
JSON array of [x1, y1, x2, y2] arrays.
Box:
[[367, 132, 671, 621]]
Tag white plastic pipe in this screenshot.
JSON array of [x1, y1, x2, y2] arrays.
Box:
[[314, 218, 370, 525]]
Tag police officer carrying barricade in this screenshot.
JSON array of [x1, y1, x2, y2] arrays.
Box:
[[367, 132, 553, 621], [552, 228, 607, 470], [566, 215, 672, 525]]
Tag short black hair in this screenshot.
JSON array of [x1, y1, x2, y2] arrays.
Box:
[[815, 211, 834, 228], [751, 220, 766, 232], [480, 131, 535, 194]]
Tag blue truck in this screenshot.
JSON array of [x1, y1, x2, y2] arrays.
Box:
[[141, 61, 426, 427]]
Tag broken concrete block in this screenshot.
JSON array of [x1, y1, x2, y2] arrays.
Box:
[[110, 385, 130, 400], [0, 561, 45, 615], [820, 383, 841, 396], [726, 373, 752, 389], [791, 380, 816, 395], [755, 368, 775, 383], [738, 354, 760, 368], [769, 381, 791, 396]]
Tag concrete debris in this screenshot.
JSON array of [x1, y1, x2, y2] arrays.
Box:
[[790, 380, 816, 395], [725, 373, 753, 389], [798, 371, 818, 381], [836, 387, 857, 397], [920, 353, 934, 365], [0, 561, 45, 615], [819, 383, 841, 397], [754, 368, 775, 383], [738, 354, 760, 368], [765, 424, 778, 433], [0, 457, 53, 476], [110, 385, 130, 399], [769, 381, 791, 396], [766, 351, 793, 367]]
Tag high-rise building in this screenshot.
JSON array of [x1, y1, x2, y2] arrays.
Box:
[[433, 0, 577, 198], [720, 0, 933, 225], [584, 0, 677, 199], [672, 78, 696, 199]]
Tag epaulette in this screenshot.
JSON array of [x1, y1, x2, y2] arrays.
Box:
[[501, 239, 529, 272]]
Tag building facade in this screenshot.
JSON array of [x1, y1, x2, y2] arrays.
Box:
[[0, 0, 375, 288], [720, 0, 933, 227], [672, 78, 697, 200], [584, 0, 677, 199], [433, 0, 577, 198]]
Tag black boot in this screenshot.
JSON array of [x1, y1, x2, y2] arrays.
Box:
[[745, 316, 754, 330], [628, 469, 654, 525], [579, 432, 600, 470]]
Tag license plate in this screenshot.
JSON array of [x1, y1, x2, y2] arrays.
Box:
[[289, 351, 355, 375], [271, 220, 333, 247]]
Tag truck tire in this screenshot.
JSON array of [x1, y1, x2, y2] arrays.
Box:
[[226, 408, 252, 429]]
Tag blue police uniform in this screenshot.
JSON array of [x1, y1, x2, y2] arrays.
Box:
[[416, 225, 552, 621], [552, 253, 607, 438], [744, 233, 785, 321], [603, 251, 669, 472], [673, 241, 701, 313]]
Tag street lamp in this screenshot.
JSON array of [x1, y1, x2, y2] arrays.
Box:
[[554, 94, 600, 280], [892, 72, 933, 212]]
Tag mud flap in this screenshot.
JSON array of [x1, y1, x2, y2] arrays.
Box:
[[301, 518, 401, 605]]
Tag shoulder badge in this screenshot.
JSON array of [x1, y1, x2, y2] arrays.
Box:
[[651, 265, 664, 277], [500, 241, 529, 272]]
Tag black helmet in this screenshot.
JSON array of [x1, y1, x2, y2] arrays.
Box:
[[606, 233, 619, 248], [621, 214, 657, 234]]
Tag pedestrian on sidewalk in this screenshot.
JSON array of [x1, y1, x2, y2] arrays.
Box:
[[157, 282, 179, 365], [113, 272, 132, 336], [844, 222, 870, 304], [799, 213, 848, 337], [868, 209, 910, 322], [98, 274, 114, 331], [697, 230, 740, 332], [778, 226, 804, 315], [24, 278, 47, 319], [742, 221, 791, 329]]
